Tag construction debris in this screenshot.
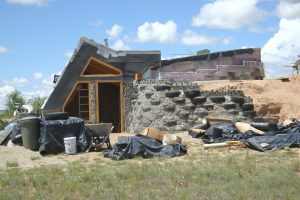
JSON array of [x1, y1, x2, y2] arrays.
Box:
[[235, 122, 265, 135], [138, 127, 165, 142], [203, 141, 245, 149], [190, 117, 300, 152], [162, 134, 182, 145]]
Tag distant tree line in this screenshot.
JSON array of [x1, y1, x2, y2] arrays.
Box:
[[5, 90, 46, 116]]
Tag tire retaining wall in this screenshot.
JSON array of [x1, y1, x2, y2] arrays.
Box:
[[127, 80, 255, 133]]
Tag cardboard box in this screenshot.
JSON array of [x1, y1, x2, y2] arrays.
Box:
[[139, 127, 165, 141]]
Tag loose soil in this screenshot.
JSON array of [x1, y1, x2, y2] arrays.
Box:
[[200, 75, 300, 122]]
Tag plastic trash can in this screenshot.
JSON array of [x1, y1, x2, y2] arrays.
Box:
[[20, 116, 40, 150]]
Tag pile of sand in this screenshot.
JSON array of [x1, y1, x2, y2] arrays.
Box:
[[200, 75, 300, 122]]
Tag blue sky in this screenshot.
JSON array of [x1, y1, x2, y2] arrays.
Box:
[[1, 0, 300, 109]]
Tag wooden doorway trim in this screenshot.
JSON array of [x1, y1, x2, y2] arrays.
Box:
[[96, 80, 124, 132]]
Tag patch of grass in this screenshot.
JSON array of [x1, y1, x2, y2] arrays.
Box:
[[6, 161, 19, 168], [0, 151, 300, 199], [30, 156, 41, 161], [290, 160, 300, 173]]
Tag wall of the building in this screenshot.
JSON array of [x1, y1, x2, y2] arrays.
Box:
[[123, 77, 135, 131], [151, 49, 264, 81], [126, 80, 255, 133]]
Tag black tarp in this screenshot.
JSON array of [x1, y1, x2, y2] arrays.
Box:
[[39, 117, 92, 155], [245, 132, 300, 152], [104, 136, 187, 160], [11, 123, 22, 145], [245, 119, 300, 151], [192, 119, 300, 152]]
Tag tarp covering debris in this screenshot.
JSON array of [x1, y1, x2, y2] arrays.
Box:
[[11, 123, 22, 145], [104, 136, 187, 160], [189, 118, 300, 152], [39, 117, 92, 155], [245, 132, 300, 152]]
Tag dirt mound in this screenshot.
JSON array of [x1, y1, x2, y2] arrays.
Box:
[[200, 75, 300, 121]]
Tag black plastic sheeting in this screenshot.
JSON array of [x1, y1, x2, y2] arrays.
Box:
[[11, 123, 22, 145], [39, 117, 92, 155], [104, 136, 187, 160], [190, 119, 300, 152], [245, 133, 300, 152]]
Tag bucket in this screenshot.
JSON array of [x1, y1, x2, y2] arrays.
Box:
[[64, 137, 77, 154]]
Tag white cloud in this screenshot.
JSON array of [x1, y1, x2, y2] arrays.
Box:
[[0, 85, 15, 110], [181, 29, 217, 46], [23, 90, 51, 101], [262, 18, 300, 77], [87, 20, 103, 27], [222, 37, 233, 45], [0, 45, 9, 53], [181, 29, 232, 46], [42, 76, 54, 86], [65, 50, 73, 59], [276, 0, 300, 19], [137, 20, 177, 44], [111, 39, 131, 50], [192, 0, 265, 30], [42, 71, 61, 87], [6, 0, 48, 6], [33, 72, 43, 80], [12, 77, 28, 87], [106, 24, 123, 39]]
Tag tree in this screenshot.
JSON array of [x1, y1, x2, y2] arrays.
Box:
[[29, 95, 46, 115], [5, 90, 26, 116]]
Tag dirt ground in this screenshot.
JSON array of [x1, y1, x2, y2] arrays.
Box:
[[0, 132, 203, 169], [1, 131, 299, 170], [200, 74, 300, 122], [1, 75, 300, 169]]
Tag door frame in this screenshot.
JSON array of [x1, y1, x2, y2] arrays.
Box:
[[96, 80, 124, 132], [62, 81, 92, 122]]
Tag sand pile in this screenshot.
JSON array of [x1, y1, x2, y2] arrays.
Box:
[[200, 75, 300, 121]]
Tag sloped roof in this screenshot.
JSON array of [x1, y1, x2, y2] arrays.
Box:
[[42, 37, 160, 111]]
